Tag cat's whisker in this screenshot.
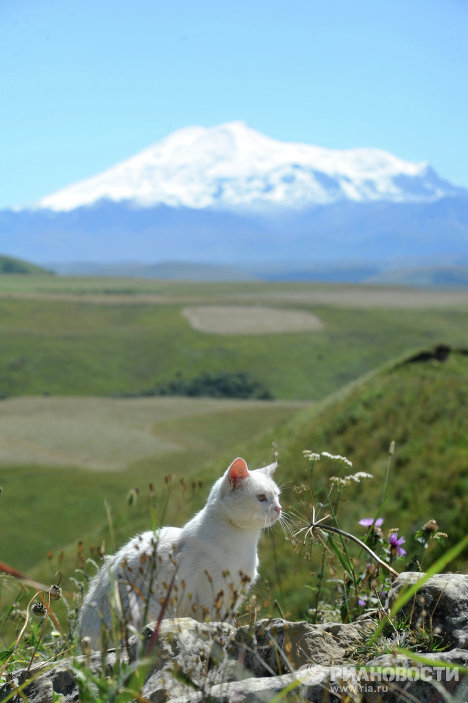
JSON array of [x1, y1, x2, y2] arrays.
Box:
[[279, 512, 294, 527], [279, 510, 295, 522], [277, 513, 295, 539], [278, 510, 295, 525], [282, 518, 295, 529]]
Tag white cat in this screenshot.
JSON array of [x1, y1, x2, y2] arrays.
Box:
[[79, 457, 282, 648]]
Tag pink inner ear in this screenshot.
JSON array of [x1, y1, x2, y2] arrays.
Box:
[[228, 457, 249, 486]]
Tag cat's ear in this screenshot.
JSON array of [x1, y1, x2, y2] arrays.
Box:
[[262, 461, 277, 477], [228, 457, 249, 489]]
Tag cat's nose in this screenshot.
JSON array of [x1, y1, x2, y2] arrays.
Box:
[[275, 504, 282, 515]]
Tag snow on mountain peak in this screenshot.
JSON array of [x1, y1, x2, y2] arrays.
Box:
[[36, 122, 455, 212]]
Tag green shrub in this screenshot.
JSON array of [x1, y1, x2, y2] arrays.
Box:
[[140, 371, 274, 399]]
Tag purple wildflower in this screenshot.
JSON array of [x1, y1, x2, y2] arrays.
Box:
[[389, 533, 406, 556], [358, 597, 367, 607], [358, 517, 384, 528]]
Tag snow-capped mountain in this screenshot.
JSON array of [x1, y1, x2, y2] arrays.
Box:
[[36, 122, 460, 213], [1, 122, 467, 268]]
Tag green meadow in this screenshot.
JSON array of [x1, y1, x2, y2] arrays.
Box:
[[0, 276, 467, 400], [0, 274, 467, 621], [0, 396, 303, 571]]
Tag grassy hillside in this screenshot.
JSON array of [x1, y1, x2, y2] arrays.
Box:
[[0, 255, 51, 275], [250, 344, 468, 617], [0, 277, 466, 400]]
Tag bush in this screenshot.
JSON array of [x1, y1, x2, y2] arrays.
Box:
[[143, 371, 274, 400]]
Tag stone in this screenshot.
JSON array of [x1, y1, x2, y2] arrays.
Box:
[[361, 649, 468, 703], [162, 666, 357, 703], [131, 618, 238, 701], [2, 578, 468, 703], [229, 615, 376, 675], [388, 572, 468, 648], [0, 650, 119, 703]]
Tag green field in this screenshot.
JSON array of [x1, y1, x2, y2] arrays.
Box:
[[0, 396, 303, 570], [0, 274, 467, 622], [1, 276, 467, 400]]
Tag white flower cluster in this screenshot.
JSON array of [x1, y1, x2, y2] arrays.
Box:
[[303, 450, 354, 467], [330, 472, 373, 486], [303, 450, 321, 462], [321, 451, 353, 467]]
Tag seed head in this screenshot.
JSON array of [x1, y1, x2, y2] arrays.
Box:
[[48, 584, 62, 600], [31, 602, 47, 617], [423, 519, 439, 533], [126, 488, 139, 507], [81, 636, 92, 656]]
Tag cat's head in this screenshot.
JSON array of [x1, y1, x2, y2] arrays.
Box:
[[210, 457, 282, 530]]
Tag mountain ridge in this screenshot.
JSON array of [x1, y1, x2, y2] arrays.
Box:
[[2, 122, 467, 267], [2, 195, 467, 264]]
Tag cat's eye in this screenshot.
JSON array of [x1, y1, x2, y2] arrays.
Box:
[[256, 493, 267, 502]]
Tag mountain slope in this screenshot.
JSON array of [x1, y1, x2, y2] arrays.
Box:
[[0, 254, 52, 275], [249, 344, 468, 615], [35, 122, 461, 212], [2, 122, 467, 266]]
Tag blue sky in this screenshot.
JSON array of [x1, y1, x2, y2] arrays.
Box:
[[1, 0, 467, 210]]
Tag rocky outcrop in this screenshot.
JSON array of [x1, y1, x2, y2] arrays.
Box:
[[2, 573, 467, 702], [388, 571, 468, 648], [228, 615, 376, 674]]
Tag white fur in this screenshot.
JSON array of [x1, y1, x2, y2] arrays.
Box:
[[79, 459, 281, 648]]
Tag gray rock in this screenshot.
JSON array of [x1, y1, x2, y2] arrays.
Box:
[[161, 649, 468, 703], [0, 650, 119, 703], [229, 615, 376, 675], [130, 618, 237, 702], [2, 582, 467, 703], [166, 666, 358, 703], [361, 648, 468, 702], [1, 664, 76, 703], [388, 572, 468, 648]]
